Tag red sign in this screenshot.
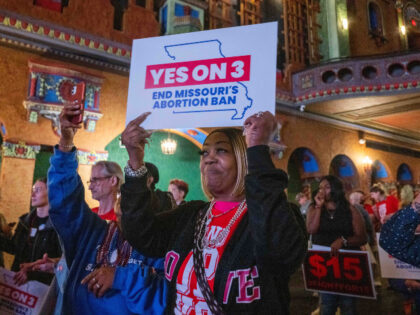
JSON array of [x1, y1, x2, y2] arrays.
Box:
[[145, 55, 251, 89], [303, 249, 376, 299]]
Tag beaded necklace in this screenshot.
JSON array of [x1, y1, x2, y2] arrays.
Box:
[[96, 221, 132, 267]]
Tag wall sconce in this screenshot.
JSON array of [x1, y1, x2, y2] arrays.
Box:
[[161, 136, 177, 155], [341, 18, 349, 30], [395, 0, 404, 9], [400, 25, 407, 35], [362, 156, 373, 172], [363, 156, 373, 189], [358, 131, 366, 145]]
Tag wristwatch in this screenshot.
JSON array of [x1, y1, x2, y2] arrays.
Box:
[[124, 163, 148, 177], [341, 236, 348, 248]]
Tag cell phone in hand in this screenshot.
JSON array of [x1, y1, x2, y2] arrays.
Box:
[[70, 82, 86, 124], [60, 81, 86, 124]]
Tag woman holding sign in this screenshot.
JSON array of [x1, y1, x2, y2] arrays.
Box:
[[120, 111, 307, 314], [306, 175, 367, 315]]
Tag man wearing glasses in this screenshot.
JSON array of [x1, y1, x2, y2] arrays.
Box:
[[88, 161, 124, 222], [88, 161, 173, 220]]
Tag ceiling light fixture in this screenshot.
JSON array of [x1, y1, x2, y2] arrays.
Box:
[[358, 131, 366, 145], [161, 134, 177, 155]]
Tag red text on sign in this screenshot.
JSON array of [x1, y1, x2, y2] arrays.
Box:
[[309, 254, 363, 281], [0, 283, 38, 308], [145, 55, 251, 89]]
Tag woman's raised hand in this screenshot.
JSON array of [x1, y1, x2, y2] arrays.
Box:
[[314, 190, 325, 208], [243, 111, 277, 148], [58, 104, 83, 150], [121, 112, 152, 170]]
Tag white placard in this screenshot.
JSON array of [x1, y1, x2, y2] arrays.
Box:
[[0, 268, 52, 314], [377, 234, 420, 279], [126, 22, 278, 129]]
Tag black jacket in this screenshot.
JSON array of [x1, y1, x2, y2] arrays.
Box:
[[121, 145, 307, 314], [0, 209, 62, 284]]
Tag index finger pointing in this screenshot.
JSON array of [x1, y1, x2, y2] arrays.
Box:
[[129, 112, 151, 126]]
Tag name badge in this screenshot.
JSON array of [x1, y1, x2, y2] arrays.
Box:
[[30, 228, 37, 237]]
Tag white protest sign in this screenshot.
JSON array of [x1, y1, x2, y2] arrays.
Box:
[[126, 22, 278, 129], [0, 268, 51, 315], [377, 234, 420, 279]]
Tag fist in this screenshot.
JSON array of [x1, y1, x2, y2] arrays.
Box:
[[243, 111, 277, 147]]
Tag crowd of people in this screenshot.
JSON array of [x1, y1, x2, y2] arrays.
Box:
[[296, 178, 420, 315], [0, 102, 419, 314]]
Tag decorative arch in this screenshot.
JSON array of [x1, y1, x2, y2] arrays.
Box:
[[329, 154, 360, 193], [372, 159, 391, 183], [289, 148, 321, 179], [367, 0, 387, 47], [368, 1, 383, 35], [287, 147, 321, 202], [397, 163, 413, 184], [162, 128, 208, 148]]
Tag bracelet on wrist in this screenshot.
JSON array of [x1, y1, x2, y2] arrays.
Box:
[[59, 142, 74, 149], [124, 163, 148, 177], [341, 236, 348, 248]]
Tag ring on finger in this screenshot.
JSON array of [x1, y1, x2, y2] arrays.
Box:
[[92, 277, 96, 282], [256, 111, 264, 118], [95, 283, 101, 289]]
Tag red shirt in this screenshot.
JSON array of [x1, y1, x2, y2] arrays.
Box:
[[387, 195, 399, 212], [174, 201, 247, 315], [91, 207, 117, 222], [364, 204, 373, 214], [368, 196, 399, 224]]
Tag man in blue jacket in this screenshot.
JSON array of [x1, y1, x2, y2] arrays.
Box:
[[45, 103, 168, 314]]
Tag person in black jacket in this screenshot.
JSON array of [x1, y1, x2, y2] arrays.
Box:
[[0, 178, 61, 285], [145, 162, 175, 212], [168, 179, 189, 206], [120, 111, 307, 314]]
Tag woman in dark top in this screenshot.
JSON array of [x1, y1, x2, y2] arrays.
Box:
[[306, 175, 367, 315], [120, 111, 307, 314]]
